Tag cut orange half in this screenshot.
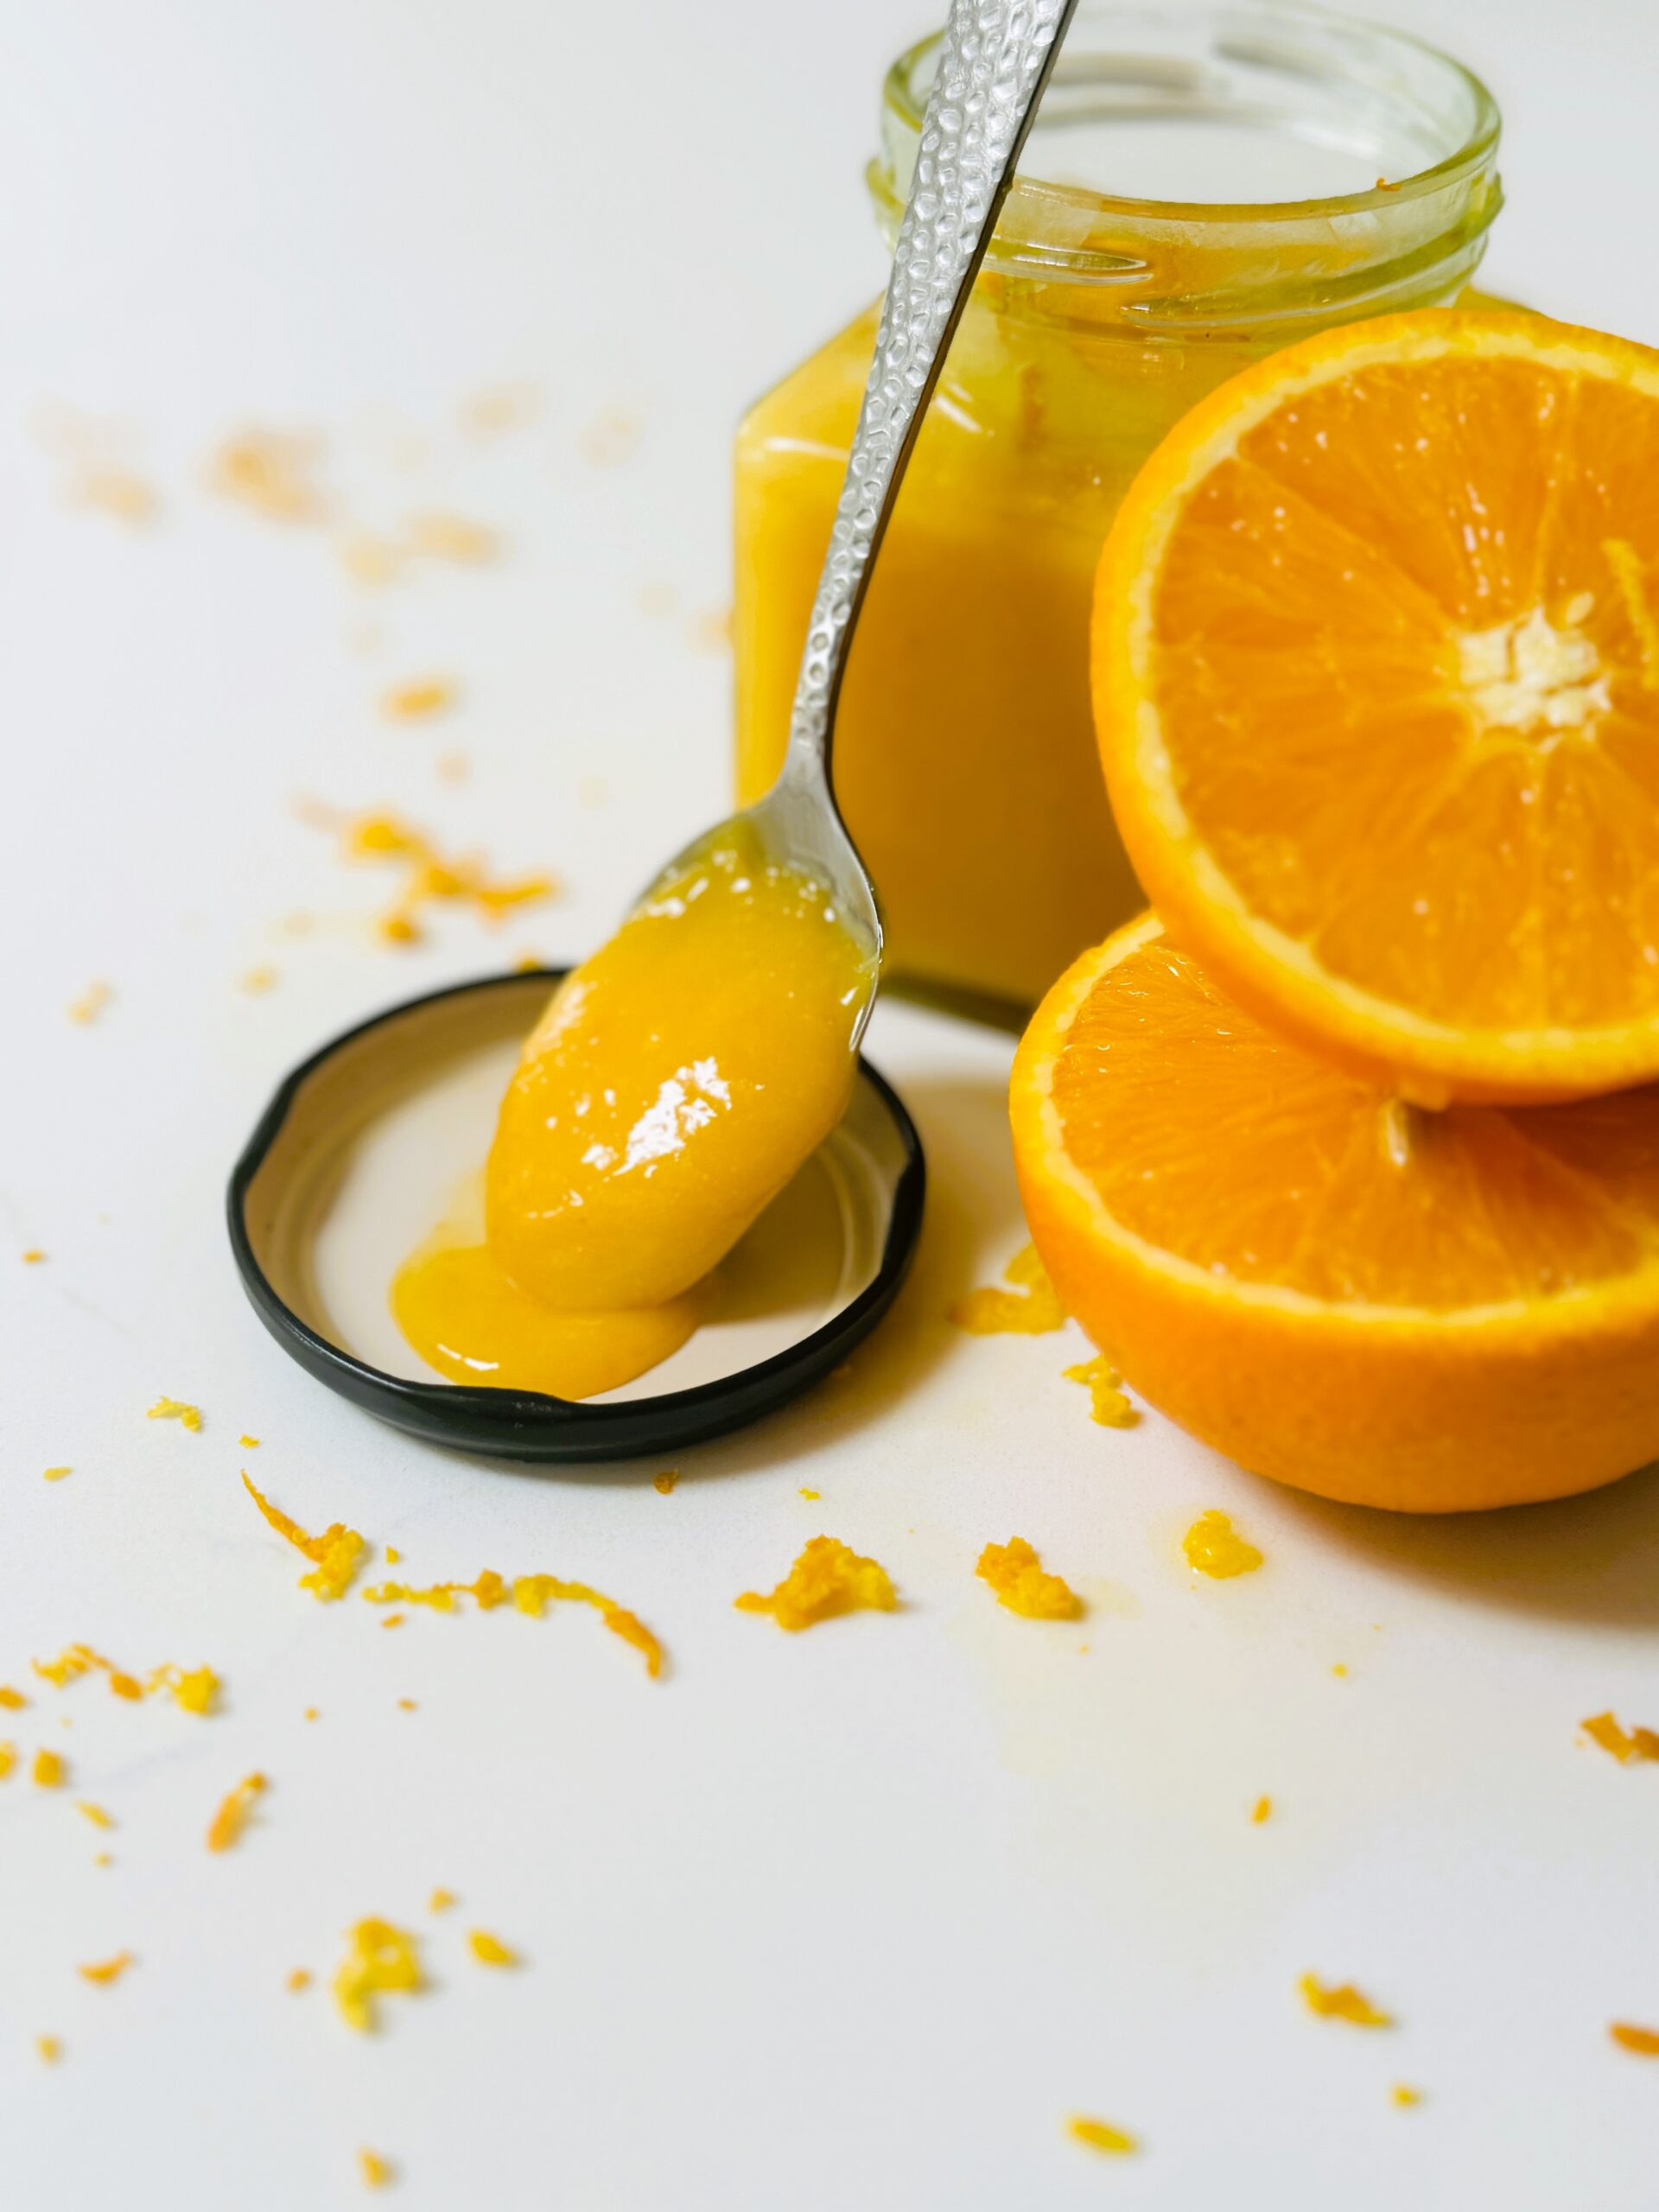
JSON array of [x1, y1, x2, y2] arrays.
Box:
[[1011, 914, 1659, 1512], [1094, 310, 1659, 1107]]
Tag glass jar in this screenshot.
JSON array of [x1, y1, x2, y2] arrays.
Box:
[[734, 1, 1503, 1014]]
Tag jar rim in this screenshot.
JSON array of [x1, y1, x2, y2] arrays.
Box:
[[870, 1, 1501, 273]]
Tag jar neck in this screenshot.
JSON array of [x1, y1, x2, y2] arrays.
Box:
[[867, 2, 1502, 338]]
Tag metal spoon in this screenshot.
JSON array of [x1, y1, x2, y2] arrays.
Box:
[[639, 0, 1079, 1041]]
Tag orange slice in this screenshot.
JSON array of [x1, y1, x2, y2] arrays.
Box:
[[1094, 310, 1659, 1107], [1010, 913, 1659, 1512]]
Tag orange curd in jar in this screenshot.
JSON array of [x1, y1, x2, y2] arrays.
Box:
[[735, 2, 1503, 1010]]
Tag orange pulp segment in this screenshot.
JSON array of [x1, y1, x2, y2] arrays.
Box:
[[1095, 310, 1659, 1105], [1011, 914, 1659, 1511]]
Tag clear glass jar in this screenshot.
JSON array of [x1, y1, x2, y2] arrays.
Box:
[[734, 1, 1503, 1013]]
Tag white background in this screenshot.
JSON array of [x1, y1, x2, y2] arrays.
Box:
[[3, 2, 1659, 2206]]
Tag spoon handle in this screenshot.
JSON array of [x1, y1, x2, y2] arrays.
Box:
[[781, 0, 1077, 790]]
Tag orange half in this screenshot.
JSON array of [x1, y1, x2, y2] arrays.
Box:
[[1011, 914, 1659, 1511], [1094, 310, 1659, 1106]]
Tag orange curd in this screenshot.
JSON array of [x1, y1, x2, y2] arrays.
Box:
[[394, 833, 874, 1396], [734, 9, 1502, 1007]]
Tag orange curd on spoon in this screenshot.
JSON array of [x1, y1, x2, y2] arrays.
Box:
[[392, 836, 875, 1396]]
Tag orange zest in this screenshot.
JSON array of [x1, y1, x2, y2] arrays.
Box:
[[736, 1537, 897, 1631], [359, 1568, 663, 1678], [243, 1473, 365, 1601], [976, 1537, 1082, 1620], [1299, 1974, 1392, 2028], [207, 1772, 268, 1853]]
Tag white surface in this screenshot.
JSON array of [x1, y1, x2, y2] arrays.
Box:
[[3, 2, 1659, 2206]]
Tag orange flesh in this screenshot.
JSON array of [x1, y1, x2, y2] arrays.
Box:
[[396, 835, 872, 1400], [1052, 932, 1659, 1314], [1142, 335, 1659, 1038]]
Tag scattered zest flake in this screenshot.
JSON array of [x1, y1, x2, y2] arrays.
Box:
[[1183, 1510, 1263, 1580], [358, 2148, 393, 2190], [1067, 2117, 1139, 2157], [0, 1745, 16, 1779], [78, 1951, 134, 1987], [798, 1487, 820, 1501], [32, 1645, 217, 1714], [147, 1397, 202, 1433], [1300, 1974, 1393, 2028], [976, 1537, 1082, 1621], [72, 462, 158, 525], [1252, 1796, 1273, 1825], [652, 1471, 678, 1495], [207, 1771, 268, 1853], [287, 1969, 313, 1993], [385, 1548, 401, 1565], [243, 1472, 366, 1601], [322, 807, 559, 945], [75, 1802, 115, 1831], [408, 511, 498, 563], [1582, 1711, 1659, 1763], [429, 1889, 456, 1914], [361, 1569, 664, 1678], [0, 1687, 26, 1710], [238, 965, 278, 995], [36, 2036, 61, 2064], [240, 1435, 260, 1449], [949, 1243, 1065, 1335], [22, 1249, 46, 1263], [1064, 1353, 1137, 1427], [381, 677, 455, 721], [210, 429, 327, 524], [42, 1466, 72, 1484], [334, 1917, 423, 2033], [32, 1750, 66, 1788], [736, 1536, 897, 1632], [1392, 2085, 1424, 2107], [467, 1929, 518, 1968], [1611, 2022, 1659, 2056], [67, 982, 111, 1026]]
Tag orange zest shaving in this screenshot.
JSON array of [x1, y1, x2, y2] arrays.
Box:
[[67, 982, 111, 1025], [976, 1537, 1082, 1622], [467, 1929, 518, 1967], [35, 2036, 61, 2063], [22, 1249, 46, 1264], [147, 1397, 202, 1432], [75, 1802, 115, 1830], [1611, 2022, 1659, 2056], [652, 1471, 678, 1496], [428, 1888, 456, 1914], [736, 1536, 897, 1632], [32, 1750, 66, 1788], [77, 1951, 134, 1986], [1300, 1974, 1393, 2028], [210, 428, 327, 523], [0, 1745, 14, 1779], [381, 677, 455, 721], [207, 1772, 268, 1853], [32, 1645, 216, 1713], [1392, 2085, 1424, 2107], [333, 1917, 423, 2033], [358, 2149, 393, 2190], [239, 1435, 261, 1448], [0, 1688, 26, 1710], [948, 1243, 1066, 1335], [287, 1969, 313, 1993], [42, 1466, 72, 1483], [1067, 2117, 1139, 2156], [327, 809, 558, 945], [1582, 1712, 1659, 1763], [243, 1472, 365, 1601], [1063, 1354, 1137, 1428], [359, 1569, 664, 1677], [1252, 1796, 1273, 1825], [1182, 1511, 1263, 1580]]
